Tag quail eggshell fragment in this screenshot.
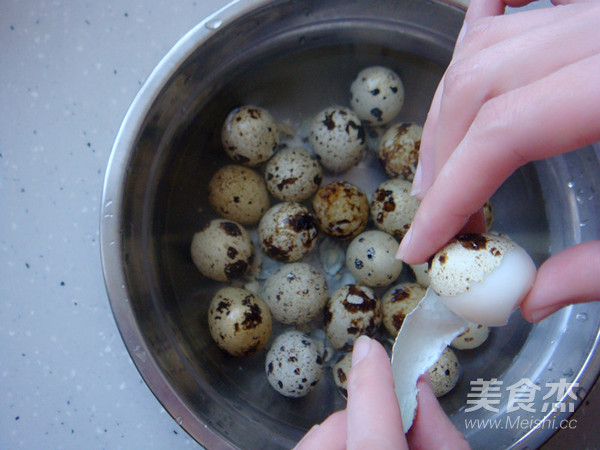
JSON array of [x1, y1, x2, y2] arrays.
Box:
[[312, 181, 369, 240], [265, 330, 323, 398], [263, 262, 328, 325], [221, 105, 279, 166], [324, 284, 382, 350], [428, 347, 461, 397], [451, 321, 490, 350], [371, 178, 420, 239], [381, 282, 426, 337], [377, 122, 422, 180], [208, 165, 270, 225], [265, 147, 323, 201], [350, 66, 405, 125], [190, 219, 254, 282], [309, 106, 366, 173], [258, 202, 319, 262], [332, 352, 352, 391], [346, 230, 403, 287], [429, 233, 537, 326], [208, 287, 272, 357]]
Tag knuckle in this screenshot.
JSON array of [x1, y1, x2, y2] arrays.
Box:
[[442, 59, 478, 100]]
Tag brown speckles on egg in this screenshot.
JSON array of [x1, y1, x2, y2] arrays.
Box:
[[346, 230, 403, 287], [370, 179, 419, 239], [377, 122, 422, 180], [265, 148, 322, 201], [350, 66, 405, 125], [381, 282, 425, 336]]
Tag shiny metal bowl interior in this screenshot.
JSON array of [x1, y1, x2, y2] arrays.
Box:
[[100, 0, 600, 448]]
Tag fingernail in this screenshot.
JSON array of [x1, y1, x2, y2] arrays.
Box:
[[396, 225, 413, 261], [411, 163, 423, 197], [293, 424, 319, 450], [456, 21, 468, 46], [528, 304, 563, 323], [352, 336, 371, 367]]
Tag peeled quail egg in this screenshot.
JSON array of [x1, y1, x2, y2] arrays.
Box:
[[324, 284, 382, 350], [381, 282, 426, 337], [264, 147, 323, 201], [451, 321, 490, 350], [350, 66, 405, 125], [190, 219, 254, 282], [265, 330, 323, 398], [262, 262, 328, 325], [208, 287, 272, 357], [428, 347, 460, 397], [377, 122, 422, 180], [332, 352, 352, 391], [258, 202, 318, 262], [208, 165, 270, 225], [309, 106, 366, 173], [371, 178, 420, 240], [428, 233, 537, 326], [312, 181, 369, 240], [346, 230, 403, 287], [221, 105, 279, 166]]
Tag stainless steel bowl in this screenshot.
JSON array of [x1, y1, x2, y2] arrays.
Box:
[[100, 0, 600, 448]]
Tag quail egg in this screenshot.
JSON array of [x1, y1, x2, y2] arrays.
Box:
[[221, 105, 279, 166], [264, 147, 323, 201], [208, 287, 272, 357], [377, 122, 422, 180], [262, 262, 328, 325], [371, 178, 420, 240], [208, 165, 270, 225], [381, 282, 426, 337], [265, 330, 323, 398], [428, 347, 460, 397], [312, 181, 369, 240], [346, 230, 403, 288], [190, 219, 254, 282], [410, 263, 430, 288], [258, 202, 318, 262], [428, 233, 537, 326], [350, 66, 405, 125], [332, 352, 352, 391], [324, 284, 382, 350], [451, 322, 490, 350], [309, 106, 366, 173]]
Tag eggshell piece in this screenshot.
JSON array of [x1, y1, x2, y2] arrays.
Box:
[[451, 322, 490, 350], [350, 66, 405, 125], [346, 230, 403, 287], [208, 287, 272, 357], [428, 347, 460, 397], [371, 178, 419, 239], [377, 122, 422, 180], [381, 283, 426, 337], [264, 147, 323, 201]]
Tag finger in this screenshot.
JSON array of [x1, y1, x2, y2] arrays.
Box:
[[520, 241, 600, 322], [346, 336, 406, 450], [465, 0, 537, 22], [294, 410, 347, 450], [407, 375, 470, 450], [397, 53, 600, 264]]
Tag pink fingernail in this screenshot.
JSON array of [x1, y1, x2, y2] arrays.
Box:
[[411, 163, 423, 198], [396, 226, 413, 261], [352, 336, 371, 367]]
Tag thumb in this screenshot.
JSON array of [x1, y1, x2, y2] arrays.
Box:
[[520, 241, 600, 322]]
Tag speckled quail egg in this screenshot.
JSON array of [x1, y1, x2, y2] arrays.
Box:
[[221, 105, 279, 166], [324, 284, 382, 350], [208, 165, 270, 225], [262, 263, 328, 325], [332, 352, 352, 391], [258, 202, 318, 262], [346, 230, 403, 287], [350, 66, 405, 125], [208, 287, 272, 357], [190, 219, 254, 282], [377, 122, 422, 180], [428, 233, 537, 326], [451, 321, 490, 350], [309, 106, 366, 173], [371, 178, 420, 240], [483, 200, 494, 229], [428, 347, 460, 397], [410, 263, 430, 288], [264, 147, 323, 201], [265, 330, 323, 398], [381, 282, 426, 337], [312, 181, 369, 240]]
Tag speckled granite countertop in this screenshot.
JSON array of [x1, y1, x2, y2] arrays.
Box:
[[1, 1, 598, 449]]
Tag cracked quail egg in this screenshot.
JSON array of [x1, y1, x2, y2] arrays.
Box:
[[428, 347, 460, 397], [221, 105, 279, 166], [312, 181, 369, 240], [381, 282, 426, 337], [309, 106, 365, 173], [324, 284, 382, 350], [350, 66, 405, 125], [264, 147, 322, 201], [451, 321, 490, 350], [265, 330, 323, 398], [371, 178, 420, 240], [208, 287, 272, 357], [190, 219, 254, 282], [346, 230, 403, 287], [262, 262, 328, 325], [377, 122, 422, 180]]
